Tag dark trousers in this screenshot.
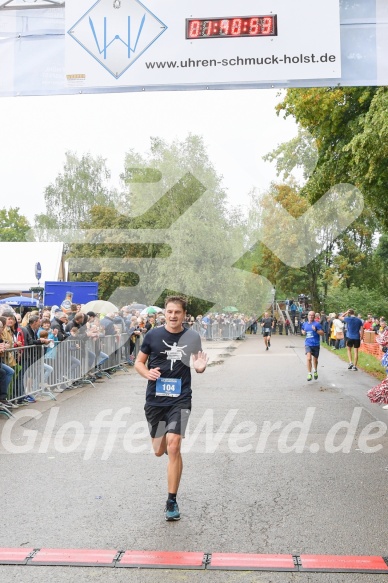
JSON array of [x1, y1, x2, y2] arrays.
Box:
[[0, 367, 7, 400]]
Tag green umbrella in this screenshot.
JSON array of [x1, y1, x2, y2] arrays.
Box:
[[141, 306, 164, 316], [223, 306, 239, 313]]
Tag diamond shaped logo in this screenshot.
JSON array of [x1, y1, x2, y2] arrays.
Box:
[[68, 0, 167, 79]]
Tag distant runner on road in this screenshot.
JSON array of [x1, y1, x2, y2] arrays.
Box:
[[301, 311, 324, 381], [340, 309, 364, 371], [135, 296, 208, 522], [260, 312, 274, 351]]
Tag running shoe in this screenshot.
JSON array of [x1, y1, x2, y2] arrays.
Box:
[[165, 500, 180, 521], [348, 363, 354, 369], [307, 373, 312, 381], [313, 371, 318, 380], [266, 346, 269, 351], [25, 395, 37, 403], [352, 366, 358, 371]]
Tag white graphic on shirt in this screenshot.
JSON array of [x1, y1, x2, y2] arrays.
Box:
[[161, 340, 187, 370]]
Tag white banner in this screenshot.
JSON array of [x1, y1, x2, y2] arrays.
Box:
[[65, 0, 341, 89]]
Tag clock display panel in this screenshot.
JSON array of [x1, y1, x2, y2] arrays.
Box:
[[186, 16, 277, 39]]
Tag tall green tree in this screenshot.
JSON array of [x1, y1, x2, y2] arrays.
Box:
[[68, 135, 251, 312], [242, 183, 322, 308], [34, 151, 113, 234], [0, 207, 31, 242], [261, 88, 382, 305], [275, 86, 387, 222]]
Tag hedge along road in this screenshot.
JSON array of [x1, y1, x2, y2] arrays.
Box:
[[0, 334, 387, 583]]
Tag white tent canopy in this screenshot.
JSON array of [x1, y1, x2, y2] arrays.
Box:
[[0, 242, 65, 293]]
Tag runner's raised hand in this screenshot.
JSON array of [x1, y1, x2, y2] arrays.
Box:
[[192, 351, 208, 373]]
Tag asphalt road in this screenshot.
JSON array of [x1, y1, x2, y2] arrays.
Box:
[[0, 334, 387, 583]]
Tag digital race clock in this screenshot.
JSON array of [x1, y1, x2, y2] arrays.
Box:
[[186, 15, 277, 39]]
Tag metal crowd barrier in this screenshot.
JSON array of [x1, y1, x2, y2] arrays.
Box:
[[192, 322, 246, 340], [0, 333, 136, 409], [1, 344, 45, 404]]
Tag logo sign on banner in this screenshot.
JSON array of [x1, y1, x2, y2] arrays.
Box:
[[66, 0, 341, 89]]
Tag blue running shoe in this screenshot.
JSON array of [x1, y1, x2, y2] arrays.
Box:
[[25, 395, 36, 403], [165, 500, 180, 521]]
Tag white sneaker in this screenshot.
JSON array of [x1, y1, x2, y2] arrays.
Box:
[[382, 404, 388, 410]]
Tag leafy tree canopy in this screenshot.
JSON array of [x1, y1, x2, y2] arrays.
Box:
[[0, 207, 32, 242], [34, 151, 113, 233], [275, 86, 388, 226]]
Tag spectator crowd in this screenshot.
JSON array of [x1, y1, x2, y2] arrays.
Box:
[[0, 302, 169, 413], [1, 296, 387, 415]]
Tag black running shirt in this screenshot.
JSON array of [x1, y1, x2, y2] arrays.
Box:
[[140, 326, 202, 407]]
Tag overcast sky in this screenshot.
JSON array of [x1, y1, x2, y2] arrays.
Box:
[[0, 88, 298, 223]]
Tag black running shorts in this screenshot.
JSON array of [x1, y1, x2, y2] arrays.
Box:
[[144, 400, 192, 438], [305, 345, 320, 358], [346, 338, 360, 348]]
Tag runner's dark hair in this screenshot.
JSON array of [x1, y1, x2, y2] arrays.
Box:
[[164, 295, 187, 312]]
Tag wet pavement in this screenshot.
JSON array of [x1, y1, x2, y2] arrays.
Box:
[[0, 334, 387, 582]]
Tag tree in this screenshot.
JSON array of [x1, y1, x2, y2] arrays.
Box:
[[34, 151, 113, 234], [68, 204, 169, 301], [0, 207, 32, 242], [68, 135, 257, 312], [325, 285, 388, 318], [260, 88, 382, 305], [242, 182, 323, 308], [346, 87, 388, 225], [275, 86, 387, 223]]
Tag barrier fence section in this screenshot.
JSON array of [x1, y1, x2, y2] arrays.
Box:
[[0, 334, 135, 407], [360, 338, 383, 359], [2, 344, 45, 403], [192, 322, 245, 341]]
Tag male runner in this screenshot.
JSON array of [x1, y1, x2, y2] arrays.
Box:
[[260, 312, 274, 350], [135, 296, 208, 521], [340, 309, 364, 371], [301, 311, 324, 381]]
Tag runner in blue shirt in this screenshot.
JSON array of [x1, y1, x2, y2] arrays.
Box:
[[340, 309, 364, 371], [301, 311, 325, 381]]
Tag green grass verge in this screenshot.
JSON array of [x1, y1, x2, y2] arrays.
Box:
[[322, 344, 386, 381]]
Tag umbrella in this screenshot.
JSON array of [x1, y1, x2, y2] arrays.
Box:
[[126, 303, 147, 311], [81, 300, 119, 314], [140, 306, 164, 316], [223, 306, 239, 313], [0, 296, 40, 307]]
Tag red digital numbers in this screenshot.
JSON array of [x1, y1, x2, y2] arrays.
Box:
[[249, 17, 260, 35], [188, 20, 200, 38], [203, 20, 212, 36], [231, 18, 242, 35], [262, 17, 274, 35], [220, 19, 229, 35], [187, 15, 276, 39]]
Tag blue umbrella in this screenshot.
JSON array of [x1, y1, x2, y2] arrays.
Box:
[[0, 296, 40, 307]]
